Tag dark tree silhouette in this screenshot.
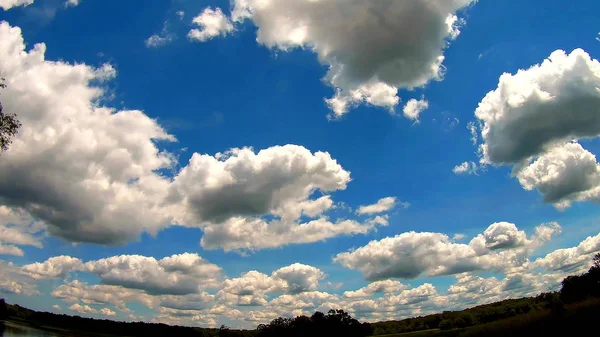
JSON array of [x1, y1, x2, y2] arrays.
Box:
[[0, 79, 21, 153], [0, 298, 7, 320], [559, 253, 600, 304], [256, 309, 372, 337]]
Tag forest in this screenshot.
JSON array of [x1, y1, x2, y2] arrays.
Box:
[[1, 253, 599, 337]]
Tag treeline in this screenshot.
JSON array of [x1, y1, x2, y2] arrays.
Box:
[[255, 309, 373, 337], [371, 253, 600, 335]]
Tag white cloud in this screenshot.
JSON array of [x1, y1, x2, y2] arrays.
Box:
[[176, 11, 184, 20], [533, 232, 600, 274], [403, 97, 429, 121], [100, 307, 116, 316], [0, 261, 39, 296], [65, 0, 79, 7], [471, 222, 529, 251], [452, 233, 466, 241], [452, 161, 476, 175], [0, 22, 178, 245], [472, 49, 600, 208], [272, 263, 325, 294], [476, 49, 600, 165], [145, 21, 174, 48], [343, 280, 407, 298], [0, 206, 45, 256], [0, 0, 33, 10], [217, 263, 326, 307], [515, 142, 600, 210], [357, 197, 398, 215], [52, 304, 61, 310], [188, 7, 234, 42], [145, 34, 173, 48], [467, 121, 478, 145], [170, 145, 386, 252], [334, 222, 560, 281], [21, 255, 83, 279], [453, 161, 478, 175], [200, 216, 386, 253], [69, 303, 98, 315], [214, 0, 477, 117], [52, 280, 155, 311], [83, 253, 222, 295]]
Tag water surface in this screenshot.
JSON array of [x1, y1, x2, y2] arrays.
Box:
[[0, 321, 60, 337]]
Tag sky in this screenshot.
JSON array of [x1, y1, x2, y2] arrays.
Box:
[[1, 0, 600, 329]]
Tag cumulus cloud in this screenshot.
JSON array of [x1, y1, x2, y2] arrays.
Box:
[[334, 222, 560, 281], [170, 145, 387, 252], [343, 280, 407, 298], [21, 256, 83, 279], [476, 49, 600, 165], [195, 0, 475, 117], [0, 0, 34, 10], [470, 222, 529, 251], [470, 49, 600, 208], [272, 263, 325, 294], [0, 22, 178, 245], [515, 142, 600, 209], [52, 280, 155, 311], [69, 303, 98, 315], [533, 232, 600, 274], [188, 7, 234, 42], [65, 0, 79, 7], [83, 253, 222, 295], [403, 97, 429, 121], [0, 261, 39, 296], [0, 206, 45, 256], [100, 307, 116, 316], [453, 161, 478, 175], [357, 197, 397, 215]]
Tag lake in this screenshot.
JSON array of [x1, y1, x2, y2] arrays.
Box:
[[0, 321, 60, 337]]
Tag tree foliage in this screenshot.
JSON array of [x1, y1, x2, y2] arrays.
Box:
[[256, 309, 372, 337], [0, 79, 22, 153]]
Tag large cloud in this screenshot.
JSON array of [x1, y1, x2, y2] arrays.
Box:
[[333, 222, 560, 281], [169, 145, 349, 225], [0, 22, 178, 245], [469, 49, 600, 209], [191, 0, 476, 117], [476, 49, 600, 165], [169, 145, 388, 252]]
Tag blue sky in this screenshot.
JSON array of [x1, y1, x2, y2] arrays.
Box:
[[1, 0, 600, 329]]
